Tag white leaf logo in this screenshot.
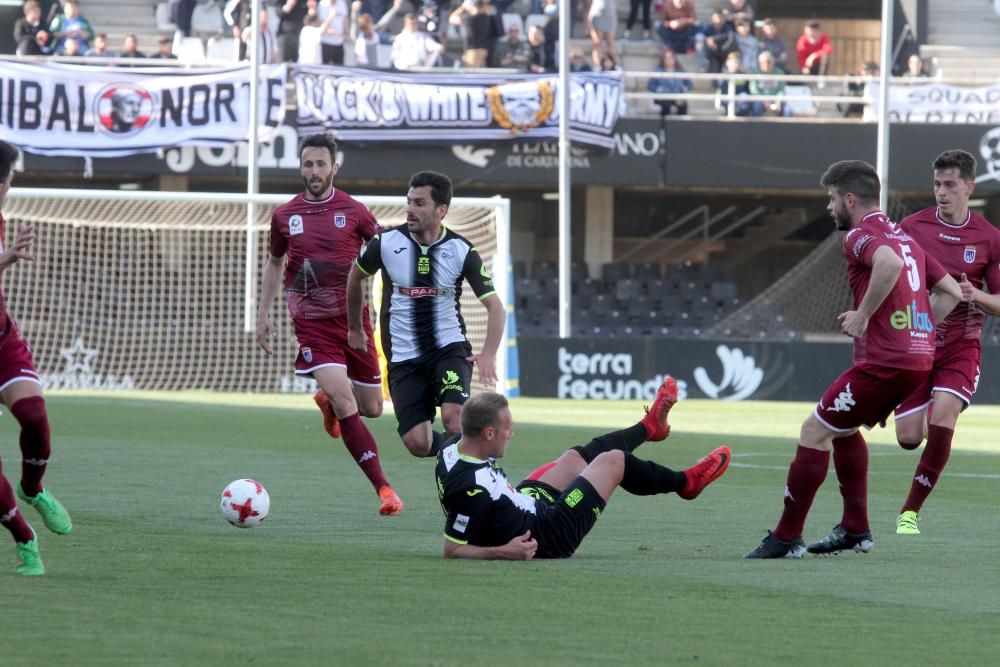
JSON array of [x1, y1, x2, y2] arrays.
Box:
[[452, 145, 495, 168], [693, 345, 763, 401]]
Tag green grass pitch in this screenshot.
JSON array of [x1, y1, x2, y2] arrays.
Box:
[[4, 392, 999, 666]]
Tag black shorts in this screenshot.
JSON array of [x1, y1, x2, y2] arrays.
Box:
[[516, 476, 606, 559], [388, 342, 472, 435]]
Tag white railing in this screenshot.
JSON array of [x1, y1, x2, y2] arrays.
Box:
[[621, 71, 971, 119]]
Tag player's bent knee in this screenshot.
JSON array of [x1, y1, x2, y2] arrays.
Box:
[[401, 434, 431, 457], [592, 450, 625, 472], [359, 401, 383, 418], [897, 439, 921, 451]]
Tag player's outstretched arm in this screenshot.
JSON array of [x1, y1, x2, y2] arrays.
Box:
[[443, 531, 537, 560], [958, 272, 1000, 316], [255, 255, 286, 354], [0, 224, 35, 272]]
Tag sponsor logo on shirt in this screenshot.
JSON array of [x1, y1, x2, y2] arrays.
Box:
[[334, 214, 347, 228], [453, 514, 469, 533], [939, 233, 961, 241], [964, 245, 976, 263], [890, 300, 933, 336], [398, 286, 453, 297], [289, 214, 304, 236]]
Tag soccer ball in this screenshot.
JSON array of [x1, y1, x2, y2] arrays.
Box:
[[220, 479, 270, 528]]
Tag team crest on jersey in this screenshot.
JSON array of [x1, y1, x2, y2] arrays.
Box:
[[334, 214, 346, 228], [302, 347, 313, 363], [289, 215, 304, 236], [964, 245, 976, 263]]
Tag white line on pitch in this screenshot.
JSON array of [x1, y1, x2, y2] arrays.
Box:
[[730, 462, 1000, 480]]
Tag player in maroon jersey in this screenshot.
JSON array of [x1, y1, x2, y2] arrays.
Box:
[[745, 160, 962, 559], [255, 133, 403, 517], [892, 149, 1000, 535], [0, 140, 73, 575]]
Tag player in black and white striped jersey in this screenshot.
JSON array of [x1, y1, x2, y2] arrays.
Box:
[[347, 171, 505, 459]]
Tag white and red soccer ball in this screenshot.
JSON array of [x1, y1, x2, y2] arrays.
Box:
[[220, 479, 270, 528]]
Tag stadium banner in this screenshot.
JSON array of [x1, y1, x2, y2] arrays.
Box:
[[869, 82, 1000, 124], [0, 60, 288, 157], [291, 65, 623, 148], [518, 337, 1000, 404]]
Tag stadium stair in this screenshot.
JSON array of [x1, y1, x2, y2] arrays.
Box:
[[921, 0, 1000, 79]]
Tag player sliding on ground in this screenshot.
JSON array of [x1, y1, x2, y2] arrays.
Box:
[[435, 377, 731, 559]]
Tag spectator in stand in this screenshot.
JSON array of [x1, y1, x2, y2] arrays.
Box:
[[352, 12, 380, 66], [724, 0, 753, 32], [391, 12, 443, 69], [701, 8, 737, 74], [796, 19, 832, 75], [224, 0, 250, 59], [14, 1, 51, 56], [84, 32, 112, 57], [351, 0, 390, 24], [495, 23, 529, 69], [47, 0, 94, 55], [61, 35, 81, 56], [656, 0, 697, 54], [244, 7, 281, 64], [647, 47, 692, 116], [569, 47, 592, 72], [623, 0, 653, 42], [733, 19, 757, 72], [526, 23, 550, 73], [587, 0, 617, 69], [150, 37, 175, 59], [599, 52, 620, 72], [299, 0, 324, 63], [718, 50, 752, 116], [450, 0, 501, 68], [119, 34, 145, 59], [903, 53, 929, 78], [351, 0, 404, 46], [413, 0, 446, 44], [277, 0, 310, 62], [542, 0, 558, 68], [842, 60, 877, 118], [749, 50, 790, 117], [170, 0, 197, 38], [318, 0, 351, 65], [756, 18, 788, 71]]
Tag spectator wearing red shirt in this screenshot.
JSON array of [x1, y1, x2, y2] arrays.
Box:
[[796, 20, 832, 75]]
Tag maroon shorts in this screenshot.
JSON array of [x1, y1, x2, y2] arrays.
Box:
[[292, 315, 381, 386], [895, 342, 981, 417], [0, 332, 41, 392], [813, 364, 927, 432]]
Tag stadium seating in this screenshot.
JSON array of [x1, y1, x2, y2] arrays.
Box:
[[501, 13, 525, 40], [175, 36, 207, 63], [191, 2, 224, 37], [206, 36, 237, 61], [155, 2, 176, 33]]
